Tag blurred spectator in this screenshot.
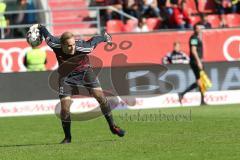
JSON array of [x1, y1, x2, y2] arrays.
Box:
[[215, 0, 239, 14], [123, 0, 142, 19], [162, 41, 189, 64], [134, 17, 149, 32], [215, 0, 239, 27], [0, 0, 10, 39], [170, 0, 179, 4], [141, 0, 161, 18], [158, 0, 168, 6], [158, 0, 177, 6], [157, 0, 172, 28], [157, 0, 173, 11], [197, 13, 212, 29], [13, 0, 37, 38], [26, 0, 36, 24], [167, 0, 179, 13], [24, 46, 47, 71], [89, 0, 107, 27], [90, 0, 106, 6], [170, 0, 192, 29], [105, 0, 124, 21]]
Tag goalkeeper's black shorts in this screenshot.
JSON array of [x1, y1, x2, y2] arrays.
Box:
[[190, 62, 201, 80], [58, 66, 100, 98]]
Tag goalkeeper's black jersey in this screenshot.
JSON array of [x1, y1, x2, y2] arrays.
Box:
[[39, 26, 106, 69]]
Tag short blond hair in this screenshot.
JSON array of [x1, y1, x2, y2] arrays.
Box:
[[60, 32, 74, 44]]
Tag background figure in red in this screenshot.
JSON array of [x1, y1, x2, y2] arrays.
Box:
[[170, 0, 192, 29]]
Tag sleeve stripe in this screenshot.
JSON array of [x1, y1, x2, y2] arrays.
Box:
[[76, 47, 94, 52], [47, 41, 61, 48], [46, 37, 61, 48]]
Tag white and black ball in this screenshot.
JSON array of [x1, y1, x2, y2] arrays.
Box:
[[26, 28, 43, 47]]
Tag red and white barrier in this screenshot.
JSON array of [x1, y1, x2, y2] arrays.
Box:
[[1, 28, 240, 73], [0, 90, 239, 117]]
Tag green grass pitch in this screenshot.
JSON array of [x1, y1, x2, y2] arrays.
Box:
[[0, 104, 240, 160]]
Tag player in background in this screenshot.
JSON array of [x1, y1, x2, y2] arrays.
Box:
[[162, 41, 189, 64], [179, 23, 206, 105]]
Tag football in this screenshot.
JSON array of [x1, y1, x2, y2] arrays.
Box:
[[26, 27, 43, 47]]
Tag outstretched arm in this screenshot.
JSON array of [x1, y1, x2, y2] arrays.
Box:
[[36, 24, 61, 49], [76, 32, 112, 53]]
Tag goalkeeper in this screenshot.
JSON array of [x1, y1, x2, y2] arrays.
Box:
[[179, 23, 206, 105], [28, 24, 125, 144]]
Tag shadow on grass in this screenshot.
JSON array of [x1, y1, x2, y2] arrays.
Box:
[[0, 142, 60, 148], [0, 139, 118, 148]]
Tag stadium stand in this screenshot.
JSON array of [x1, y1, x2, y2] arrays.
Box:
[[48, 0, 98, 35], [185, 0, 198, 14], [189, 15, 201, 26], [106, 19, 125, 33], [102, 0, 240, 32], [206, 14, 221, 28], [145, 17, 161, 30], [0, 1, 8, 38], [198, 0, 216, 13], [1, 0, 240, 38], [225, 13, 240, 27], [124, 19, 138, 32]]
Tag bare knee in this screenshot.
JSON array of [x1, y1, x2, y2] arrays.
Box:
[[89, 88, 107, 105]]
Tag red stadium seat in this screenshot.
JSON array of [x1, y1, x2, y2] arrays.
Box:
[[48, 0, 94, 35], [146, 18, 161, 31], [185, 0, 198, 14], [106, 20, 125, 33], [207, 15, 220, 28], [198, 0, 216, 13], [189, 16, 201, 26], [124, 19, 138, 32], [96, 0, 105, 2], [198, 0, 205, 12], [224, 14, 240, 27]]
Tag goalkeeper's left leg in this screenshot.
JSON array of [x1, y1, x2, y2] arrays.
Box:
[[88, 87, 125, 137]]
